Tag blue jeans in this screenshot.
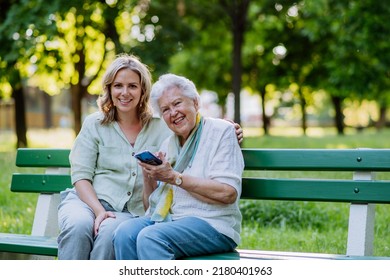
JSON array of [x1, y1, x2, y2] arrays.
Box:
[[112, 216, 237, 260]]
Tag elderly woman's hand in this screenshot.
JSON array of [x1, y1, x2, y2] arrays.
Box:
[[138, 152, 177, 185], [225, 119, 243, 145], [234, 122, 243, 144]]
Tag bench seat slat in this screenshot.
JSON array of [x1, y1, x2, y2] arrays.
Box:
[[183, 251, 240, 260], [235, 249, 390, 260], [11, 174, 72, 193], [0, 233, 58, 256], [243, 149, 390, 171], [242, 178, 390, 203], [16, 148, 70, 168]]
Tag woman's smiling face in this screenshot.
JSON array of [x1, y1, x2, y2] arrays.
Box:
[[110, 68, 142, 116], [158, 86, 199, 144]]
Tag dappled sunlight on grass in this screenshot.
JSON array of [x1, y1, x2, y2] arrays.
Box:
[[243, 127, 263, 137], [0, 131, 16, 151], [1, 128, 76, 150], [27, 128, 75, 148], [244, 125, 389, 138], [243, 127, 390, 149], [2, 126, 389, 150]]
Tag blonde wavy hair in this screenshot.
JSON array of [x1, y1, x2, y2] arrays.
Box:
[[97, 53, 153, 126]]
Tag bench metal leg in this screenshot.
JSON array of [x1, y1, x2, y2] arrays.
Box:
[[32, 193, 60, 237], [346, 203, 375, 256], [347, 169, 376, 256]]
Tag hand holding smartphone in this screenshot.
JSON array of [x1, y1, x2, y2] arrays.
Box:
[[134, 150, 162, 165]]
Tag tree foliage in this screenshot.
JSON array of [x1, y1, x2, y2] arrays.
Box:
[[0, 0, 60, 147], [1, 0, 389, 146]]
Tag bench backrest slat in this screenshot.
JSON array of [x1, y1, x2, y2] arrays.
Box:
[[243, 149, 390, 171], [11, 174, 72, 193], [15, 148, 390, 170], [241, 178, 390, 203], [16, 148, 70, 168]]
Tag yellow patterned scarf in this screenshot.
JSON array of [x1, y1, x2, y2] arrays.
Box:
[[148, 114, 203, 222]]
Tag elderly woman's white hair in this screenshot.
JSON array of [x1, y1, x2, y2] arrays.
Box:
[[150, 74, 201, 116]]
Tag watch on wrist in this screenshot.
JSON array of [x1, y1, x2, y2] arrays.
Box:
[[175, 173, 183, 186]]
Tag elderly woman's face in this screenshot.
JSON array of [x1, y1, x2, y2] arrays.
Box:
[[158, 87, 199, 144]]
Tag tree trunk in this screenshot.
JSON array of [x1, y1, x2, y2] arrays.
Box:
[[71, 84, 83, 134], [43, 92, 52, 128], [12, 71, 28, 148], [260, 88, 269, 135], [222, 0, 250, 125], [298, 87, 307, 135], [71, 48, 87, 135], [376, 104, 387, 130], [232, 23, 243, 125], [331, 95, 344, 135]]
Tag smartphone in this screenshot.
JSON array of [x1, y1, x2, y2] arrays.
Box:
[[134, 150, 162, 165]]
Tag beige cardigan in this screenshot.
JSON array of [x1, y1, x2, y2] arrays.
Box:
[[158, 118, 244, 245]]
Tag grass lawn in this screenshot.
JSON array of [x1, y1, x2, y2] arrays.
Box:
[[1, 126, 390, 256]]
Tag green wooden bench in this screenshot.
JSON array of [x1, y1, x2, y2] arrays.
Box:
[[1, 148, 390, 260]]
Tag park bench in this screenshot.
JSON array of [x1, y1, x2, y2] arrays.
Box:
[[1, 147, 390, 260]]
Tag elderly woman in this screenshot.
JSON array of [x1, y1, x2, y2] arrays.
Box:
[[113, 74, 244, 260]]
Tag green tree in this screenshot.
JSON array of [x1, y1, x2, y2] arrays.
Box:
[[303, 0, 390, 133], [1, 0, 145, 137], [220, 0, 250, 124], [0, 0, 59, 147], [143, 0, 250, 124], [129, 0, 196, 79], [167, 1, 234, 109], [243, 1, 303, 134], [330, 1, 390, 129]]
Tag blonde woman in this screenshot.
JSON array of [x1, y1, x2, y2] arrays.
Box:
[[57, 54, 171, 260]]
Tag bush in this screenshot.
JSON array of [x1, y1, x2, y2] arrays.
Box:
[[240, 200, 345, 231]]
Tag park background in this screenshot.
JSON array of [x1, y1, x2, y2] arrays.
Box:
[[1, 0, 390, 256]]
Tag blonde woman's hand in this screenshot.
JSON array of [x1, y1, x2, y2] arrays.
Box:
[[94, 211, 116, 236]]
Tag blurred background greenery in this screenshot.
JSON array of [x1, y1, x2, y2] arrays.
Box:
[[1, 0, 389, 148], [1, 0, 390, 256]]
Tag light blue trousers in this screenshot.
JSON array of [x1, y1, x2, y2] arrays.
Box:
[[112, 215, 237, 260], [57, 189, 135, 260]]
